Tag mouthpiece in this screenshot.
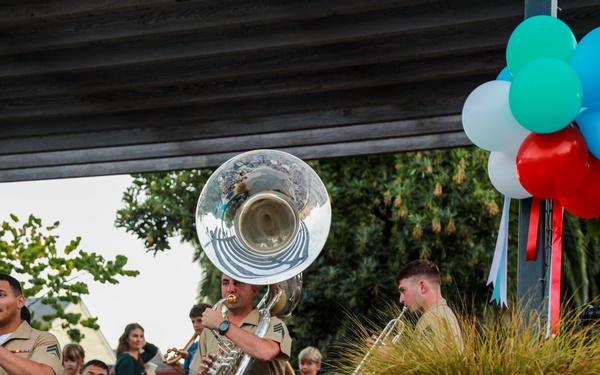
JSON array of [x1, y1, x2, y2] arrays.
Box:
[[226, 294, 237, 304]]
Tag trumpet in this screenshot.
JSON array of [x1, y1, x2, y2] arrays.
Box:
[[352, 306, 407, 375], [163, 333, 199, 365]]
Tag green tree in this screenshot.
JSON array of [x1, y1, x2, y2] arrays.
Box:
[[115, 148, 600, 365], [290, 149, 510, 356], [0, 214, 139, 342]]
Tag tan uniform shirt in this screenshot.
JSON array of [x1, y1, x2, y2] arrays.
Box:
[[415, 298, 464, 351], [0, 321, 63, 375], [190, 308, 291, 375]]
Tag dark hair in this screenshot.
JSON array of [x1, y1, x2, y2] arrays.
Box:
[[62, 343, 85, 365], [116, 323, 145, 355], [0, 273, 30, 324], [20, 306, 31, 324], [189, 303, 212, 318], [396, 259, 441, 286], [0, 273, 23, 295], [82, 359, 109, 373]]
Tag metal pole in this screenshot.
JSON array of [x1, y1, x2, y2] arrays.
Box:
[[516, 0, 557, 326], [524, 0, 557, 18]]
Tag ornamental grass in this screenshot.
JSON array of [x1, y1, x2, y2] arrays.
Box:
[[330, 302, 600, 375]]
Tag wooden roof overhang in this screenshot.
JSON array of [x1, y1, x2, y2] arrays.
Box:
[[1, 0, 599, 182]]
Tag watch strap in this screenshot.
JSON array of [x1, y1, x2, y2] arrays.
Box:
[[218, 319, 230, 335]]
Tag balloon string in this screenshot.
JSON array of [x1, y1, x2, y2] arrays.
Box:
[[548, 199, 563, 336], [526, 197, 541, 261]]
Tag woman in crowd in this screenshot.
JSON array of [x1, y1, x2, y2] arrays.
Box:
[[114, 323, 158, 375]]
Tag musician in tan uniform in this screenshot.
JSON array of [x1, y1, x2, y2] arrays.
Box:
[[396, 259, 464, 351], [190, 274, 292, 375], [0, 273, 64, 375]]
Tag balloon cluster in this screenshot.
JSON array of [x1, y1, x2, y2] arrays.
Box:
[[462, 15, 600, 219]]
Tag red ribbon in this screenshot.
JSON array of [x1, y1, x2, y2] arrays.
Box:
[[526, 197, 541, 261], [549, 199, 563, 335]]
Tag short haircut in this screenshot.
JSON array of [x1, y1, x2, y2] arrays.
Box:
[[0, 273, 22, 295], [0, 273, 31, 324], [298, 346, 322, 363], [82, 359, 109, 373], [189, 303, 212, 318], [396, 259, 441, 286]]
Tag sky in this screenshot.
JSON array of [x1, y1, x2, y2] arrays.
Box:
[[0, 174, 202, 355]]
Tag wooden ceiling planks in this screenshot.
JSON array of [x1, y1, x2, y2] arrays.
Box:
[[1, 0, 599, 182]]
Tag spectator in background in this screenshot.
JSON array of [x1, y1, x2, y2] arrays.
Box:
[[298, 346, 322, 375], [169, 303, 212, 375], [114, 323, 158, 375], [81, 359, 109, 375], [62, 343, 85, 375]]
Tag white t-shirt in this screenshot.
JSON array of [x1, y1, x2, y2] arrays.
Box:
[[0, 333, 11, 346]]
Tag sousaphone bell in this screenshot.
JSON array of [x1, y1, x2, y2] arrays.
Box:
[[195, 149, 331, 289]]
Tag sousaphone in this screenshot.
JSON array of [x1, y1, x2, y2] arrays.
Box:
[[195, 149, 331, 374], [196, 149, 331, 288]]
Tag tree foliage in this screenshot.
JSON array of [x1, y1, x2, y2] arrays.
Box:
[[292, 149, 509, 356], [115, 147, 600, 365], [0, 214, 139, 342]]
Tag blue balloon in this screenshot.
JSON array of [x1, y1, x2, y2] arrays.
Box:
[[496, 66, 512, 82], [576, 107, 600, 160], [571, 27, 600, 108]]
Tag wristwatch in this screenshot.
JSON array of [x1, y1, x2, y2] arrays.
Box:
[[218, 319, 230, 335]]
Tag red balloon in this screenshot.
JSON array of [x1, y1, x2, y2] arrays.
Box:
[[516, 123, 589, 199], [560, 155, 600, 218]]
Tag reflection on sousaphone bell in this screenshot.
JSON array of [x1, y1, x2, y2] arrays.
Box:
[[195, 149, 331, 285], [195, 149, 331, 374]]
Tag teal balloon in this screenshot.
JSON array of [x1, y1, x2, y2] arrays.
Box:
[[509, 58, 582, 134], [506, 15, 576, 76]]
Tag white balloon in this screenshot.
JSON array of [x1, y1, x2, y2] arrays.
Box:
[[462, 80, 531, 154], [488, 151, 532, 199]]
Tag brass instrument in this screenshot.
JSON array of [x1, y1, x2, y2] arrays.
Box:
[[207, 294, 242, 374], [163, 333, 199, 365], [195, 149, 331, 375], [352, 306, 408, 375]]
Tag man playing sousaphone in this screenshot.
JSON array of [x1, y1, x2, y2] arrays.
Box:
[[193, 150, 331, 375], [189, 274, 292, 375]]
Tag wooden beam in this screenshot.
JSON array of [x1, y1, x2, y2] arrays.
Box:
[[0, 115, 464, 169], [0, 0, 427, 27], [0, 51, 505, 120], [0, 74, 488, 139], [0, 1, 523, 78], [0, 0, 425, 51], [0, 130, 472, 182]]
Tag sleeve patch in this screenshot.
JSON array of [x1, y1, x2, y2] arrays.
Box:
[[273, 322, 284, 338], [46, 344, 61, 360], [423, 325, 435, 337]]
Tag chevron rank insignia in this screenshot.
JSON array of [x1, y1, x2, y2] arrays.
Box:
[[423, 325, 435, 337], [46, 344, 61, 359], [273, 322, 285, 338]]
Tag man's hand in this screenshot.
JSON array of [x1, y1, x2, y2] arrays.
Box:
[[201, 305, 223, 330], [168, 361, 189, 375], [197, 353, 217, 375]]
